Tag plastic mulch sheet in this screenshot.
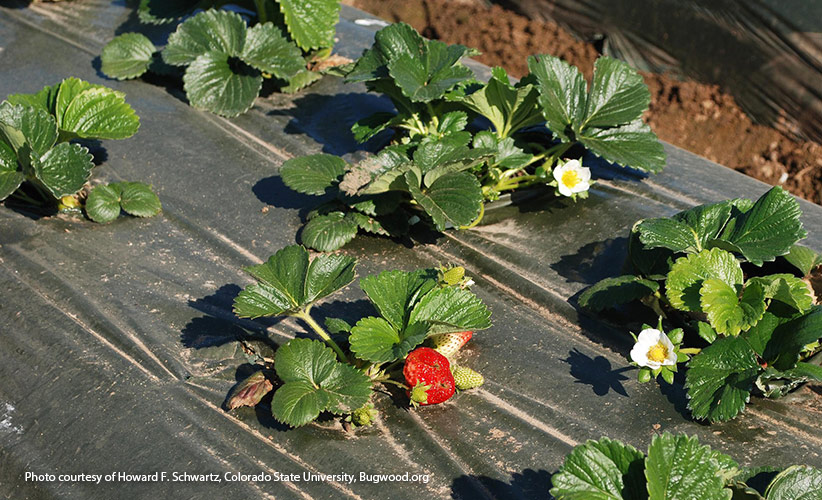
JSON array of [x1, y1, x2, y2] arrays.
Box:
[[1, 2, 821, 499]]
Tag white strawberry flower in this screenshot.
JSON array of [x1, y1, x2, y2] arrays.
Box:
[[630, 328, 677, 369], [553, 159, 591, 197]]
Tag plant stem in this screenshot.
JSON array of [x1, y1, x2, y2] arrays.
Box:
[[253, 0, 269, 23], [459, 201, 485, 229], [679, 348, 702, 355], [379, 379, 409, 390], [294, 309, 349, 363]]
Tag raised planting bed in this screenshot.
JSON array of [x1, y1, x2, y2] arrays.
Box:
[[0, 2, 821, 499]]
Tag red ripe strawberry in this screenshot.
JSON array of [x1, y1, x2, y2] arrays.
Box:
[[430, 331, 472, 358], [403, 347, 455, 406]]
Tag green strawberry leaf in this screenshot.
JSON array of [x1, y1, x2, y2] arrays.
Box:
[[5, 84, 59, 115], [346, 23, 429, 83], [782, 244, 822, 277], [137, 0, 201, 24], [527, 53, 587, 142], [281, 69, 324, 94], [300, 212, 359, 252], [359, 269, 439, 331], [240, 22, 304, 79], [763, 306, 822, 371], [583, 57, 650, 129], [744, 311, 786, 358], [719, 187, 806, 266], [579, 275, 660, 312], [182, 51, 263, 118], [101, 33, 157, 80], [637, 200, 736, 254], [163, 9, 248, 66], [54, 78, 140, 140], [0, 140, 24, 201], [685, 336, 760, 422], [116, 181, 162, 218], [349, 317, 429, 363], [279, 154, 346, 195], [577, 119, 666, 173], [408, 286, 492, 335], [271, 338, 371, 427], [0, 102, 58, 158], [764, 465, 822, 500], [549, 437, 647, 500], [388, 41, 475, 103], [436, 111, 469, 136], [233, 245, 356, 318], [645, 433, 730, 500], [756, 362, 822, 398], [277, 0, 340, 51], [700, 279, 767, 336], [747, 274, 813, 312], [405, 169, 482, 231], [666, 248, 743, 312], [31, 142, 94, 198], [458, 72, 543, 138], [351, 112, 401, 143], [85, 184, 123, 223]]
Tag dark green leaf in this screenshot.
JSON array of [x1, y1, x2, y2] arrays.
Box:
[[240, 23, 304, 79], [359, 269, 438, 331], [0, 102, 58, 157], [281, 69, 324, 94], [346, 23, 425, 83], [280, 154, 346, 195], [700, 279, 767, 336], [578, 119, 666, 173], [459, 75, 543, 138], [583, 57, 650, 128], [765, 465, 822, 500], [783, 245, 822, 277], [720, 187, 806, 266], [408, 286, 492, 335], [183, 51, 262, 117], [300, 212, 359, 252], [527, 54, 586, 142], [101, 33, 156, 80], [578, 275, 660, 311], [405, 169, 482, 231], [685, 336, 759, 422], [744, 311, 786, 357], [85, 184, 122, 223], [325, 318, 352, 335], [31, 142, 93, 198], [756, 363, 822, 398], [163, 9, 247, 66], [645, 433, 730, 500], [388, 42, 474, 103], [549, 437, 647, 500], [748, 274, 813, 313], [0, 140, 23, 201], [637, 200, 735, 254], [137, 0, 200, 24], [763, 306, 822, 371], [349, 317, 429, 363], [277, 0, 340, 51], [436, 111, 469, 136], [116, 182, 162, 218], [351, 112, 400, 143], [5, 84, 59, 114], [666, 248, 743, 312]]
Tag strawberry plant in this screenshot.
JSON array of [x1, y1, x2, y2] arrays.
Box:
[[277, 23, 665, 251], [224, 245, 492, 428], [552, 432, 822, 499], [101, 0, 343, 117], [0, 78, 161, 222], [579, 186, 822, 422]]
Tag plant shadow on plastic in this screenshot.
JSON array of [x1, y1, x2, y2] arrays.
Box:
[[562, 348, 630, 397], [450, 469, 553, 500]]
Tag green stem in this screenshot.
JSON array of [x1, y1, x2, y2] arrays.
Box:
[[253, 0, 269, 23], [379, 379, 409, 390], [459, 201, 485, 229], [9, 190, 44, 206], [679, 348, 702, 355], [294, 309, 349, 363]]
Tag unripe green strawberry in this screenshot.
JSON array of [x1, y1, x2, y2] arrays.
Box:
[[439, 266, 465, 286], [452, 365, 484, 390], [430, 331, 472, 358], [346, 403, 378, 426]]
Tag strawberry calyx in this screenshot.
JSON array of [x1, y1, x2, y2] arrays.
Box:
[[409, 382, 431, 408]]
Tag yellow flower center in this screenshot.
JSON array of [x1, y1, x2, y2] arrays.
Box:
[[561, 169, 581, 188], [647, 342, 669, 363]]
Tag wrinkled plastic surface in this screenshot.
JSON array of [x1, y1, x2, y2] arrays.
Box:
[[0, 2, 821, 499], [499, 0, 822, 143]]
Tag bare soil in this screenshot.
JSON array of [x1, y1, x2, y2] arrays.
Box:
[[344, 0, 822, 204]]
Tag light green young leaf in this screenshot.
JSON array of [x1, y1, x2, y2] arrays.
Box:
[[85, 184, 122, 223], [163, 9, 247, 65], [783, 244, 822, 277], [277, 0, 340, 51], [300, 212, 359, 252], [359, 269, 438, 331], [578, 275, 660, 312], [765, 465, 822, 500], [101, 33, 157, 80], [763, 306, 822, 371], [719, 187, 806, 266], [700, 279, 767, 336], [549, 437, 647, 500], [31, 142, 94, 198], [349, 317, 429, 363], [271, 338, 371, 427], [666, 248, 743, 311], [459, 74, 543, 138], [280, 154, 347, 195], [5, 84, 59, 114], [233, 245, 356, 318], [405, 169, 482, 231], [240, 23, 304, 79], [54, 78, 140, 140], [527, 53, 586, 142], [281, 69, 324, 94], [408, 286, 492, 335], [583, 57, 650, 129], [578, 119, 666, 173], [747, 274, 813, 313], [645, 433, 731, 500], [183, 51, 263, 117], [0, 140, 24, 201], [685, 336, 759, 422]]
